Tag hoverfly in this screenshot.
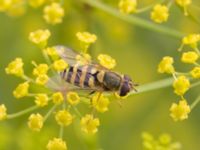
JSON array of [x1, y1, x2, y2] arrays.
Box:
[[50, 46, 137, 97]]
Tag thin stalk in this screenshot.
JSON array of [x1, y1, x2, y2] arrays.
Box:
[[7, 105, 39, 119], [190, 95, 200, 110], [44, 105, 57, 122], [81, 0, 184, 38], [129, 77, 174, 95]]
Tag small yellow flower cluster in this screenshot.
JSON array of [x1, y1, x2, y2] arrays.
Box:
[[35, 94, 49, 107], [76, 31, 97, 52], [28, 113, 44, 132], [142, 132, 181, 150], [0, 104, 7, 121], [170, 100, 190, 121], [158, 33, 200, 121], [53, 59, 68, 71], [43, 2, 65, 25], [13, 82, 29, 99], [175, 0, 192, 16], [55, 110, 73, 127], [151, 4, 169, 24], [28, 0, 45, 8], [67, 92, 80, 105], [118, 0, 137, 14], [0, 0, 26, 17], [47, 138, 67, 150], [98, 54, 116, 69], [81, 114, 100, 134]]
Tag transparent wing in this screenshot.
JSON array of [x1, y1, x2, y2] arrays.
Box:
[[54, 45, 109, 70]]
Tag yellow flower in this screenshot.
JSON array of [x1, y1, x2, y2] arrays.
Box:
[[80, 114, 100, 134], [175, 0, 191, 15], [13, 82, 29, 99], [28, 113, 43, 131], [35, 74, 49, 85], [170, 100, 190, 121], [33, 63, 49, 76], [157, 56, 175, 74], [6, 3, 26, 17], [159, 133, 171, 145], [53, 59, 68, 71], [29, 29, 51, 48], [0, 104, 7, 121], [190, 67, 200, 78], [44, 47, 59, 60], [118, 0, 137, 14], [5, 58, 24, 77], [76, 53, 91, 65], [76, 32, 97, 44], [181, 51, 199, 63], [55, 110, 73, 126], [34, 94, 49, 107], [97, 54, 116, 69], [47, 138, 67, 150], [52, 92, 64, 105], [92, 93, 110, 113], [151, 4, 169, 23], [67, 92, 80, 105], [28, 0, 45, 8], [173, 76, 190, 96], [0, 0, 12, 11], [43, 2, 65, 25], [182, 34, 200, 48]]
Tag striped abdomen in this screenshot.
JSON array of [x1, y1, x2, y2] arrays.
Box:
[[61, 65, 100, 89]]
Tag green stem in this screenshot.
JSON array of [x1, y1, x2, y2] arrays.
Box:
[[81, 0, 184, 38], [190, 95, 200, 110], [59, 126, 64, 138], [7, 105, 39, 119], [130, 77, 174, 95], [44, 105, 57, 122]]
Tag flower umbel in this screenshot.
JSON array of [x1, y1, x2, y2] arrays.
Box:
[[43, 3, 65, 25], [158, 56, 175, 74], [173, 76, 190, 96], [47, 138, 67, 150], [181, 51, 199, 64], [5, 58, 24, 77], [170, 100, 191, 121], [97, 54, 116, 69], [92, 93, 110, 113], [13, 82, 29, 99], [151, 4, 169, 23], [28, 113, 44, 132], [34, 94, 49, 107], [0, 104, 7, 121], [55, 110, 73, 127], [118, 0, 137, 14], [67, 92, 80, 105], [81, 114, 100, 134]]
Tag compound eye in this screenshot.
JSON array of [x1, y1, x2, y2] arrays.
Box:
[[119, 82, 130, 96]]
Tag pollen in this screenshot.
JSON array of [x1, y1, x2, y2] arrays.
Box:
[[190, 67, 200, 79], [35, 74, 49, 85], [52, 92, 64, 105], [92, 93, 110, 113], [181, 51, 199, 64], [47, 138, 67, 150], [55, 110, 73, 126], [0, 104, 7, 121], [53, 59, 68, 71], [28, 0, 45, 8], [157, 56, 175, 74], [118, 0, 137, 14], [97, 54, 116, 69], [170, 100, 190, 121], [173, 76, 190, 96], [28, 113, 44, 132], [34, 94, 49, 107], [13, 82, 29, 99], [33, 63, 49, 76], [67, 92, 80, 105], [43, 2, 65, 25], [182, 33, 200, 48], [5, 57, 24, 77], [80, 114, 100, 134], [150, 4, 169, 23], [29, 29, 51, 48]]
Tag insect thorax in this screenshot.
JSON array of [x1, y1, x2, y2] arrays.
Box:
[[102, 72, 121, 91]]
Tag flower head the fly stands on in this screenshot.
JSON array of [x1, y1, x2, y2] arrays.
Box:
[[158, 33, 200, 122], [1, 29, 126, 149], [118, 0, 192, 24]]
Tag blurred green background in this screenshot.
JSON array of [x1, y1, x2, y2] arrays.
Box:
[[0, 0, 200, 150]]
